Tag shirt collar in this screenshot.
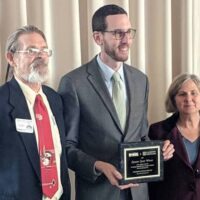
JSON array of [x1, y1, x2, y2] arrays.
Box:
[[15, 76, 44, 105], [97, 54, 125, 82]]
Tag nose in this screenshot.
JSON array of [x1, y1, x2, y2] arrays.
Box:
[[36, 51, 48, 59], [37, 51, 45, 57], [185, 94, 192, 102], [121, 33, 131, 43]]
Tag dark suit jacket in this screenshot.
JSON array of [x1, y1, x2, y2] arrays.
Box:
[[148, 113, 200, 200], [58, 56, 149, 200], [0, 78, 70, 200]]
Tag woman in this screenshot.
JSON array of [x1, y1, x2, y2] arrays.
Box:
[[149, 74, 200, 200]]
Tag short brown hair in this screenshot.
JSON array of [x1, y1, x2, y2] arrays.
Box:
[[92, 4, 127, 32], [165, 73, 200, 113]]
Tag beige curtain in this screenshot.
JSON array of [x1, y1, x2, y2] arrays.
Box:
[[0, 0, 200, 199]]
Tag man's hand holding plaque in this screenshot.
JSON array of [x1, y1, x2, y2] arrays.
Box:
[[95, 161, 139, 190], [94, 140, 174, 188]]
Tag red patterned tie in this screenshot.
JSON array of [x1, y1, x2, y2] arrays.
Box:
[[34, 94, 58, 198]]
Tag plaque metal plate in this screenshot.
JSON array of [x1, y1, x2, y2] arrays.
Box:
[[119, 141, 164, 184]]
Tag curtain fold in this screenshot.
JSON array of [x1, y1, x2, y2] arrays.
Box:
[[0, 1, 200, 199], [0, 0, 199, 126], [193, 0, 200, 75]]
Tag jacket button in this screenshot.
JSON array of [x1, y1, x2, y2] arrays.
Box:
[[195, 169, 200, 178]]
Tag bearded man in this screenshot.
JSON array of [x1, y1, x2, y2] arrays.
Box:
[[58, 4, 173, 200], [0, 25, 70, 200]]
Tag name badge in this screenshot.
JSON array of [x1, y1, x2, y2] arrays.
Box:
[[15, 118, 33, 133]]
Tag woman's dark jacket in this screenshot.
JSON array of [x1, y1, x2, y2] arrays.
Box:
[[148, 113, 200, 200]]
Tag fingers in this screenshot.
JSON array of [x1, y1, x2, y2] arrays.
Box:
[[111, 169, 139, 189], [118, 183, 139, 190], [95, 161, 139, 189], [162, 140, 175, 160], [113, 170, 123, 180], [108, 169, 121, 186], [95, 161, 121, 186]]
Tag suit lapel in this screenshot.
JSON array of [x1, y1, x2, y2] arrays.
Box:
[[194, 144, 200, 169], [168, 126, 192, 169], [8, 78, 40, 180], [123, 67, 138, 135], [87, 58, 123, 133], [165, 115, 200, 173]]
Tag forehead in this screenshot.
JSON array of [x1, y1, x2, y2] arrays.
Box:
[[105, 14, 131, 30], [18, 32, 47, 48], [179, 79, 199, 91]]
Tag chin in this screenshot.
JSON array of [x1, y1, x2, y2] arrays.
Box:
[[118, 57, 128, 62], [28, 73, 48, 84], [118, 54, 129, 61]]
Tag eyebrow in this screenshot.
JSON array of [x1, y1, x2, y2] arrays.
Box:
[[24, 45, 48, 49]]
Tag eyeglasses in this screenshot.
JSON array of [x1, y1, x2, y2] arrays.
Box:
[[15, 47, 52, 57], [102, 28, 136, 40]]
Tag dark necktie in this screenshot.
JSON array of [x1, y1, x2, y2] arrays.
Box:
[[112, 72, 126, 131], [34, 94, 58, 198]]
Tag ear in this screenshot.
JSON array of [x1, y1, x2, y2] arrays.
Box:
[[5, 52, 16, 67], [93, 31, 103, 46]]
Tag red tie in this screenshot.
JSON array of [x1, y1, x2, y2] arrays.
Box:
[[34, 94, 58, 198]]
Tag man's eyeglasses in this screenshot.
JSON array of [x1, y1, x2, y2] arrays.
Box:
[[102, 28, 136, 40], [15, 48, 53, 57]]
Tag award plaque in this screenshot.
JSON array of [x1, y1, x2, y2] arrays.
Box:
[[119, 141, 164, 184]]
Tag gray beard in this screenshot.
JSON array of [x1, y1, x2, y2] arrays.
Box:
[[27, 68, 48, 84], [27, 59, 49, 84]]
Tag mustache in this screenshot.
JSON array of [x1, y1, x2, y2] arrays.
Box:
[[30, 58, 48, 69], [118, 44, 129, 48]]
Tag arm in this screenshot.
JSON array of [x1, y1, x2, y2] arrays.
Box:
[[58, 75, 99, 183], [149, 123, 174, 161]]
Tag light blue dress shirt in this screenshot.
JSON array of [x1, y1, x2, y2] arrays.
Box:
[[96, 55, 127, 103]]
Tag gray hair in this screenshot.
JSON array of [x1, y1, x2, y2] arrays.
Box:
[[5, 25, 46, 53], [165, 73, 200, 113], [5, 25, 47, 82]]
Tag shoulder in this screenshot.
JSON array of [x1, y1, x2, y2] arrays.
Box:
[[59, 57, 99, 92], [0, 83, 10, 105], [0, 79, 19, 99], [0, 82, 9, 94], [149, 113, 178, 139], [42, 85, 58, 95], [124, 63, 147, 77], [150, 113, 178, 129], [62, 57, 97, 80], [123, 64, 149, 96], [123, 64, 148, 86], [59, 65, 87, 90], [42, 85, 62, 104]]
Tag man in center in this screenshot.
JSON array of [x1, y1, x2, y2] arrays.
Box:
[[58, 4, 174, 200]]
